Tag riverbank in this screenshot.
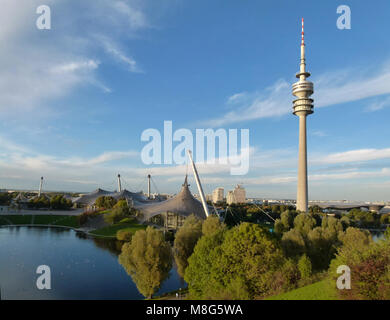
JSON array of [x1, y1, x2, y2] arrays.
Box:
[[0, 214, 79, 228], [0, 213, 147, 240]]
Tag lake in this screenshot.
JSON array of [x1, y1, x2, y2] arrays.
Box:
[[0, 226, 184, 300]]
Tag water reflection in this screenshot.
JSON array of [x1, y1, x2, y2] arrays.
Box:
[[0, 226, 182, 300]]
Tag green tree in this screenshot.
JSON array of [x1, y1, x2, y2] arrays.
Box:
[[185, 223, 286, 299], [340, 215, 351, 230], [274, 219, 286, 236], [294, 213, 316, 235], [95, 196, 117, 209], [281, 228, 306, 258], [104, 200, 131, 224], [50, 195, 72, 210], [329, 227, 389, 300], [298, 254, 312, 279], [29, 195, 50, 209], [281, 210, 295, 230], [118, 226, 172, 299], [184, 229, 225, 299], [202, 214, 226, 236], [173, 215, 203, 277], [274, 210, 296, 236]]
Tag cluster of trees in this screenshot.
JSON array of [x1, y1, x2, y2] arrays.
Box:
[[116, 208, 390, 300], [117, 215, 225, 299], [329, 227, 390, 300], [275, 211, 347, 270], [49, 195, 73, 210], [28, 195, 72, 210], [223, 204, 296, 227], [104, 200, 139, 225], [95, 196, 117, 209], [185, 222, 294, 299], [346, 209, 381, 228], [28, 196, 50, 209]]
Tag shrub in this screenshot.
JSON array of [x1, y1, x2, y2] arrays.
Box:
[[298, 254, 312, 279]]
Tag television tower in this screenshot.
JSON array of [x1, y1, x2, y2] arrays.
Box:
[[117, 174, 122, 192], [292, 18, 314, 212], [147, 174, 151, 199], [38, 176, 44, 197]]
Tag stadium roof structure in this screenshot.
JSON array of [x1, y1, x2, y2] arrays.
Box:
[[135, 175, 208, 223], [74, 188, 148, 206], [74, 188, 113, 206], [111, 189, 148, 204], [13, 192, 29, 203]]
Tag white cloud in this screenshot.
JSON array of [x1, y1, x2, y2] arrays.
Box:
[[203, 80, 290, 126], [227, 92, 248, 104], [50, 60, 99, 74], [0, 0, 150, 118], [99, 36, 142, 73], [315, 148, 390, 164], [311, 130, 328, 137], [365, 95, 390, 112], [110, 0, 149, 29], [204, 62, 390, 126]]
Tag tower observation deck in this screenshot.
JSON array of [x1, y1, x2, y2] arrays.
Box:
[[292, 18, 314, 212]]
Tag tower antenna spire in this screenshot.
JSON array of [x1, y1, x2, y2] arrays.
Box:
[[301, 18, 305, 46]]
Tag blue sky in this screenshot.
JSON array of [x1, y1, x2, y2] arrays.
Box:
[[1, 0, 390, 201]]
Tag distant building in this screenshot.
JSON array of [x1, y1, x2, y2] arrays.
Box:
[[226, 185, 246, 205], [212, 187, 224, 204]]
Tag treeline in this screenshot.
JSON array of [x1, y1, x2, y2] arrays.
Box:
[[28, 195, 72, 210], [225, 204, 389, 229], [223, 203, 296, 226]]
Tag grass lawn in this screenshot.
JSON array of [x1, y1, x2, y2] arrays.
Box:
[[0, 215, 79, 228], [0, 215, 33, 225], [50, 216, 79, 228], [89, 219, 147, 238], [266, 279, 339, 300]]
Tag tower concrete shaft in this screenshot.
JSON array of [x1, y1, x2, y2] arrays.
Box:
[[38, 176, 43, 197], [147, 174, 151, 199], [292, 18, 314, 212], [117, 174, 122, 192]]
